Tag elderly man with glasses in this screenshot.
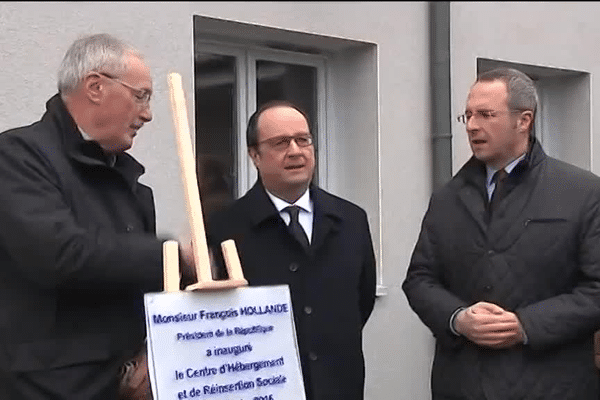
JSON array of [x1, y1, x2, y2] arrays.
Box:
[[403, 67, 600, 400], [207, 100, 377, 400], [0, 33, 194, 399]]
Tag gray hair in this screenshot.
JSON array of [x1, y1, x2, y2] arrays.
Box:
[[57, 33, 144, 95], [477, 67, 538, 122]]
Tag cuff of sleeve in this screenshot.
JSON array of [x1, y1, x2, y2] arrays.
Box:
[[449, 307, 466, 336], [519, 324, 529, 345]]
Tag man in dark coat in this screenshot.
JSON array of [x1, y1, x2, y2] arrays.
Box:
[[403, 67, 600, 399], [207, 100, 377, 400], [0, 34, 191, 399]]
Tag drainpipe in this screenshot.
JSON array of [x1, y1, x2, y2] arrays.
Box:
[[430, 1, 452, 191]]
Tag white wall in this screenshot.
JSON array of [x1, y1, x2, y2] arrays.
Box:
[[0, 2, 433, 399], [451, 1, 600, 174]]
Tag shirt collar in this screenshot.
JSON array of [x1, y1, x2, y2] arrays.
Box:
[[78, 126, 92, 141], [78, 126, 116, 167], [486, 152, 526, 187], [265, 188, 313, 214]]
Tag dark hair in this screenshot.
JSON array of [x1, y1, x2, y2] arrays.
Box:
[[246, 100, 311, 148], [477, 67, 538, 123]]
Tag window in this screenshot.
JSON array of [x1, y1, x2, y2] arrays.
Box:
[[193, 41, 326, 221], [193, 15, 383, 294]]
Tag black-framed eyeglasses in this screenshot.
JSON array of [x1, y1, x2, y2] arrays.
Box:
[[257, 135, 313, 151], [457, 109, 524, 124], [98, 72, 152, 106]]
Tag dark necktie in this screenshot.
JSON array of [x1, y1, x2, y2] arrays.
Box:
[[489, 168, 508, 213], [284, 206, 310, 250]]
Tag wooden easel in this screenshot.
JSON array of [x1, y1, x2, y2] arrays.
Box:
[[145, 81, 306, 399], [163, 72, 247, 292]]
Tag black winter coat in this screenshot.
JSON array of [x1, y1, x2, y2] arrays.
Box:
[[403, 139, 600, 400], [207, 181, 376, 400], [0, 94, 164, 399]]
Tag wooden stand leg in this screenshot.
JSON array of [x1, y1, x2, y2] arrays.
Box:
[[163, 240, 180, 292], [168, 72, 247, 291]]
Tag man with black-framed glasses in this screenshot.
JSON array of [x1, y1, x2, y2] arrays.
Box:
[[0, 33, 194, 400], [207, 100, 377, 400], [403, 67, 600, 399]]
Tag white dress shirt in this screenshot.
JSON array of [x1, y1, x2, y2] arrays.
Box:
[[265, 189, 314, 244]]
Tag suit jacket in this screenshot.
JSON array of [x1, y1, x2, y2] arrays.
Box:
[[403, 138, 600, 400], [0, 94, 164, 399], [207, 181, 376, 400]]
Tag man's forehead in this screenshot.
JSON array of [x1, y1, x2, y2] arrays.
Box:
[[258, 106, 309, 132], [261, 106, 305, 121], [466, 80, 508, 107], [125, 55, 153, 87]]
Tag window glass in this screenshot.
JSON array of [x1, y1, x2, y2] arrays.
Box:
[[256, 60, 319, 183], [194, 53, 237, 220]]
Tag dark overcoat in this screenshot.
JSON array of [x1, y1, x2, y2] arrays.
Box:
[[207, 181, 377, 400], [0, 95, 164, 399], [403, 139, 600, 400]]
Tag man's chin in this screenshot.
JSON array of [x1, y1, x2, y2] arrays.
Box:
[[285, 175, 311, 188], [472, 151, 489, 163], [103, 141, 132, 154]]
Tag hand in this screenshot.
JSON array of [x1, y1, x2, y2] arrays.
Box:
[[455, 301, 525, 349]]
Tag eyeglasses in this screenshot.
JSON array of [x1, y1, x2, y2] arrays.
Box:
[[257, 135, 313, 151], [457, 109, 524, 124], [98, 72, 152, 106]]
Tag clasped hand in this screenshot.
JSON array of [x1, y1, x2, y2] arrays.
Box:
[[455, 301, 525, 349]]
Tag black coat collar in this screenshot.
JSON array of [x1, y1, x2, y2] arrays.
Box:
[[243, 180, 343, 252], [458, 136, 547, 189], [43, 94, 146, 188], [453, 136, 547, 232], [243, 180, 343, 225]]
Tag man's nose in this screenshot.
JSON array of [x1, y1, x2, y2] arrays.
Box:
[[140, 104, 152, 122], [466, 115, 479, 131], [287, 139, 302, 154]]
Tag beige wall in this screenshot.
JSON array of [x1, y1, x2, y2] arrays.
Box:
[[0, 2, 432, 399], [451, 2, 600, 174]]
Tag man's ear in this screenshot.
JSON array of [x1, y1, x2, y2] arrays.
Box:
[[518, 110, 534, 135], [83, 72, 103, 104], [248, 147, 260, 169]]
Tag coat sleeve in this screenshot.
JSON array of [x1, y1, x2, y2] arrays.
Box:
[[516, 186, 600, 350], [358, 209, 377, 327], [402, 196, 469, 349], [0, 133, 164, 290]]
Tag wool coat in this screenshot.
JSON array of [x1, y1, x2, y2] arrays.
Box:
[[0, 94, 164, 399], [207, 181, 377, 400], [403, 138, 600, 400]]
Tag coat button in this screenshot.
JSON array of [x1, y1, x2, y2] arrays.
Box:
[[126, 224, 134, 232], [487, 250, 494, 255], [289, 263, 299, 272], [484, 285, 493, 291], [304, 306, 312, 315], [309, 352, 318, 361]]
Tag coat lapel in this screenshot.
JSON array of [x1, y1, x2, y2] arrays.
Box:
[[455, 138, 548, 246], [244, 182, 284, 228], [243, 182, 342, 255], [310, 186, 341, 254], [488, 140, 547, 247], [456, 158, 489, 235]]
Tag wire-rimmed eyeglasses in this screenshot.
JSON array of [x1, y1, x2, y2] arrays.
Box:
[[457, 109, 524, 124], [257, 135, 313, 151], [98, 72, 152, 106]]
